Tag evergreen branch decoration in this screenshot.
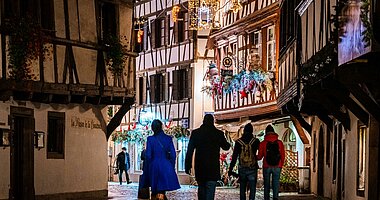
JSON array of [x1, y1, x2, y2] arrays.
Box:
[[7, 17, 51, 80], [104, 35, 129, 77], [360, 0, 373, 47]]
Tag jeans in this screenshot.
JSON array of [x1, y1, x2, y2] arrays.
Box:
[[197, 181, 217, 200], [118, 168, 130, 184], [263, 167, 281, 200], [239, 167, 258, 200]]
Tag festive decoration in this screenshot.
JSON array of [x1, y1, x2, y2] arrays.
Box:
[[104, 35, 129, 77], [188, 0, 220, 30], [172, 5, 181, 22], [137, 30, 144, 44], [111, 124, 190, 143], [7, 17, 51, 80], [230, 0, 242, 13], [359, 0, 372, 47], [202, 64, 274, 101]]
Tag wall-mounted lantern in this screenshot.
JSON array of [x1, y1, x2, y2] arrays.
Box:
[[0, 129, 10, 148], [34, 131, 45, 150]]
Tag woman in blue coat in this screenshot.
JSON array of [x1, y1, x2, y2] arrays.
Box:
[[144, 119, 180, 199]]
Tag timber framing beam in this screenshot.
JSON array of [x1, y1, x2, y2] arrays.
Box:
[[290, 115, 310, 144], [106, 99, 135, 140], [348, 84, 380, 122]]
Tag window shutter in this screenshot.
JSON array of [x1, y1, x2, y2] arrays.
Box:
[[149, 75, 156, 103], [143, 76, 147, 104], [165, 16, 170, 45], [172, 70, 179, 101], [164, 72, 169, 102], [185, 67, 193, 99], [174, 17, 179, 43], [143, 22, 149, 50], [150, 20, 156, 49]]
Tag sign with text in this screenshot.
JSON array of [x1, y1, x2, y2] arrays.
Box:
[[221, 69, 233, 77], [71, 116, 102, 129]]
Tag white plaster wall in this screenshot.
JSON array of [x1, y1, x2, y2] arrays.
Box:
[[0, 100, 108, 198], [192, 59, 214, 129]]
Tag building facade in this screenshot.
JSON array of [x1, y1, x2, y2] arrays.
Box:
[[108, 0, 214, 184], [205, 0, 310, 191], [278, 0, 380, 199], [0, 0, 135, 199]]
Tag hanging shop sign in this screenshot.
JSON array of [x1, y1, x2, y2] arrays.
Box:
[[222, 57, 233, 68], [221, 69, 233, 77]]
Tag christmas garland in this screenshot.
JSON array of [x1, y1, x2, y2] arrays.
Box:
[[104, 35, 129, 77], [202, 68, 274, 98], [111, 124, 190, 143], [360, 0, 373, 47]]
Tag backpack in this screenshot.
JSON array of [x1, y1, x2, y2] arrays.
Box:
[[266, 140, 281, 166], [237, 138, 257, 168]]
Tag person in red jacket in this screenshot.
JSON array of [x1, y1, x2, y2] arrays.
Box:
[[257, 125, 285, 200]]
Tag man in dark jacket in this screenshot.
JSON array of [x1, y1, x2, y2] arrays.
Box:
[[257, 125, 285, 200], [228, 123, 260, 200], [116, 147, 131, 185], [185, 114, 231, 200]]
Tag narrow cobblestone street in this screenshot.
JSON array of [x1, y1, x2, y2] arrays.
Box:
[[108, 182, 321, 200]]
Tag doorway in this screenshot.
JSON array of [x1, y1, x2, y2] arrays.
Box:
[[317, 126, 324, 196], [9, 106, 35, 200]]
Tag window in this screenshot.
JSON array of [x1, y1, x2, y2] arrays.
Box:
[[175, 12, 189, 43], [160, 19, 165, 46], [267, 26, 276, 71], [172, 68, 192, 100], [47, 112, 65, 159], [149, 73, 167, 103], [135, 141, 144, 171], [100, 2, 117, 39], [177, 137, 189, 172], [357, 124, 366, 197], [313, 131, 316, 172], [249, 31, 262, 69], [153, 18, 166, 48], [138, 77, 145, 105], [282, 129, 296, 152], [326, 128, 331, 167], [40, 0, 55, 32]]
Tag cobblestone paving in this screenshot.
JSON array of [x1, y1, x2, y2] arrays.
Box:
[[108, 182, 322, 200]]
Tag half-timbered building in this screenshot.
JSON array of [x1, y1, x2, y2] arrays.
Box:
[[0, 0, 135, 199], [278, 0, 380, 199], [206, 0, 310, 191], [107, 0, 214, 184]]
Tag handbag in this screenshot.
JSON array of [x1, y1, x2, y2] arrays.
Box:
[[155, 136, 171, 160], [138, 175, 150, 199]]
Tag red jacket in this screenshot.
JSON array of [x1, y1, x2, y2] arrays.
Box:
[[257, 132, 286, 168]]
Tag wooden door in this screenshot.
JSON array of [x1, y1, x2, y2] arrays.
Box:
[[9, 107, 35, 200], [317, 126, 324, 196]]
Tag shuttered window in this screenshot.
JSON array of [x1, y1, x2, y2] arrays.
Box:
[[172, 67, 192, 100], [100, 2, 117, 39], [149, 73, 167, 103]]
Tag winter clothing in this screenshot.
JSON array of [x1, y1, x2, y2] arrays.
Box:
[[116, 151, 131, 184], [257, 132, 285, 168], [143, 130, 180, 193], [229, 124, 260, 200], [185, 123, 231, 183]]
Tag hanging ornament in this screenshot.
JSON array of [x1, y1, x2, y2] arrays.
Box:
[[172, 5, 181, 22], [240, 90, 248, 98], [230, 0, 242, 13], [137, 29, 144, 43]]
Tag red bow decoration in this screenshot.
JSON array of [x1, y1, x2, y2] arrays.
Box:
[[240, 90, 248, 98]]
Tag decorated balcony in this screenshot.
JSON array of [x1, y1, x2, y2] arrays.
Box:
[[202, 63, 278, 120]]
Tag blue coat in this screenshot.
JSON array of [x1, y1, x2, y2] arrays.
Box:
[[142, 131, 180, 193]]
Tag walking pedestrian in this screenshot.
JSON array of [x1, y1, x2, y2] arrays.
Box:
[[257, 125, 285, 200], [116, 147, 132, 185], [144, 119, 180, 200], [228, 123, 260, 200], [185, 114, 231, 200]]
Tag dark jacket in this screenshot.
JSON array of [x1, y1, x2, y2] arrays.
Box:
[[229, 133, 260, 172], [185, 124, 231, 182], [116, 151, 130, 170], [257, 132, 286, 168]]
